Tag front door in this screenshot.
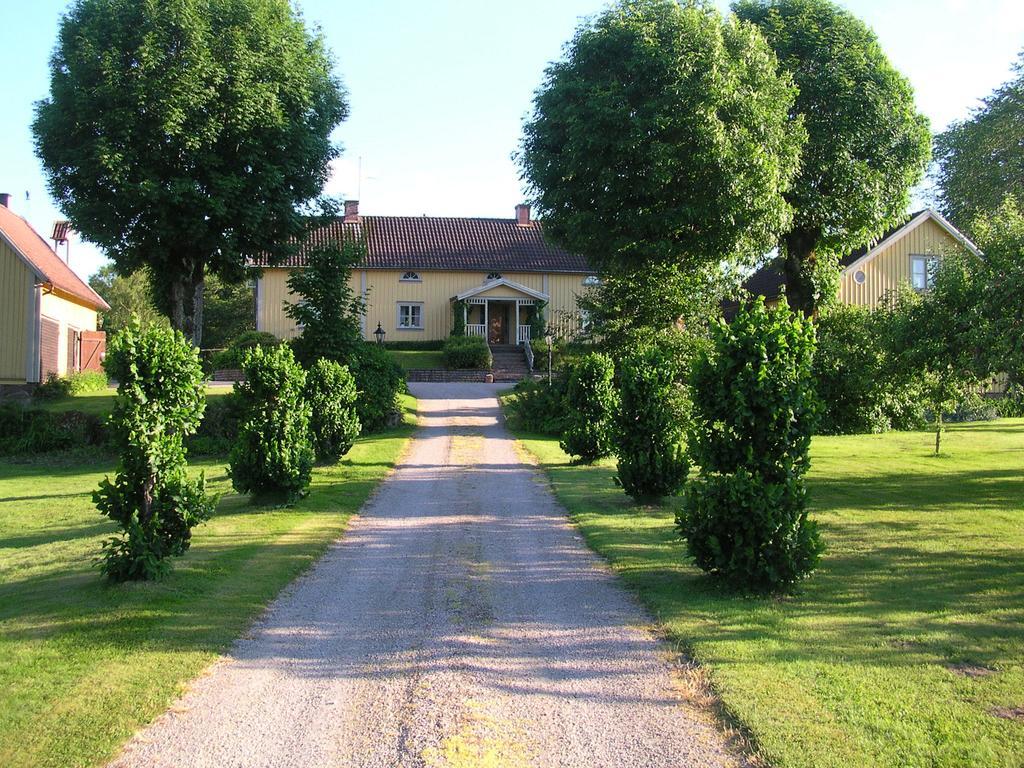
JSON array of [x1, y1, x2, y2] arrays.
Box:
[[488, 304, 505, 344]]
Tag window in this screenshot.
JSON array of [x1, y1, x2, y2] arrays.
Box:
[[853, 269, 866, 285], [582, 275, 601, 286], [486, 272, 502, 281], [397, 302, 423, 330], [911, 255, 937, 291], [400, 271, 421, 282]]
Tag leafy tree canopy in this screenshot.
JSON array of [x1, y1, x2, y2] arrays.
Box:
[[519, 0, 803, 275], [735, 0, 931, 315], [970, 197, 1024, 384], [88, 264, 167, 337], [33, 0, 348, 344], [286, 239, 367, 367], [934, 53, 1024, 232]]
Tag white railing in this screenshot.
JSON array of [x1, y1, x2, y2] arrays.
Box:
[[467, 324, 486, 338], [523, 337, 534, 371], [517, 325, 532, 344]]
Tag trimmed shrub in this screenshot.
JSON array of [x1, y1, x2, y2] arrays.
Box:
[[442, 335, 492, 370], [67, 370, 108, 394], [614, 343, 689, 501], [229, 345, 314, 500], [305, 359, 361, 461], [560, 352, 618, 463], [94, 322, 215, 581], [678, 298, 823, 593], [213, 330, 281, 370], [350, 343, 405, 433], [502, 377, 569, 435], [32, 373, 73, 400], [33, 371, 109, 400]]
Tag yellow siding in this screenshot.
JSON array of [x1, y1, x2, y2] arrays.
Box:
[[0, 238, 32, 383], [838, 218, 969, 309], [39, 290, 100, 376], [258, 268, 593, 342]]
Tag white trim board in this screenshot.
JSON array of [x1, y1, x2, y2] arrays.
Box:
[[843, 208, 982, 275], [455, 277, 549, 302]]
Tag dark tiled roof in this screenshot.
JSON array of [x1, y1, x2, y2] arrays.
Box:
[[253, 215, 592, 274], [743, 211, 927, 299], [0, 205, 109, 310]]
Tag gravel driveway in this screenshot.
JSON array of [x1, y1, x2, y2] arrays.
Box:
[[111, 383, 742, 768]]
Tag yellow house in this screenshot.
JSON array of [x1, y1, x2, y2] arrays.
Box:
[[745, 208, 982, 308], [0, 195, 109, 389], [255, 202, 595, 345]]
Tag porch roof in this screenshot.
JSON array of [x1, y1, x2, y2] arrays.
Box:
[[454, 277, 548, 302]]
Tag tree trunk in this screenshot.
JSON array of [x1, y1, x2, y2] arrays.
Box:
[[782, 230, 818, 317], [167, 262, 205, 347], [934, 411, 943, 455]]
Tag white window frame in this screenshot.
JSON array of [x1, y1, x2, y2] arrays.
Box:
[[486, 272, 502, 281], [910, 254, 937, 292], [400, 271, 421, 282], [396, 302, 424, 330], [582, 275, 601, 287]]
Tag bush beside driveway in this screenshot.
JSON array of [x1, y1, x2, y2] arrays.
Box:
[[509, 416, 1024, 768], [0, 396, 416, 768]]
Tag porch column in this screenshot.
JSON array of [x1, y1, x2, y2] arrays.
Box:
[[483, 300, 489, 340]]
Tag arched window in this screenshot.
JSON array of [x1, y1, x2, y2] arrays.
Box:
[[486, 272, 502, 281], [400, 271, 421, 282], [582, 275, 601, 286]]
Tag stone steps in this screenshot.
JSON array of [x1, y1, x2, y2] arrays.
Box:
[[490, 345, 530, 382]]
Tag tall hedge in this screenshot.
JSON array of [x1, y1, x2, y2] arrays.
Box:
[[442, 335, 492, 370], [229, 344, 314, 500], [350, 343, 405, 432], [614, 343, 688, 501], [678, 298, 823, 593], [560, 352, 618, 464], [94, 321, 214, 581], [305, 359, 361, 462]]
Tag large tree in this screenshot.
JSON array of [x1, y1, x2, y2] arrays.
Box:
[[519, 0, 803, 281], [934, 53, 1024, 232], [735, 0, 931, 315], [33, 0, 347, 345]]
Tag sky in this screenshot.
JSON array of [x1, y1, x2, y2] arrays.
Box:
[[1, 0, 1023, 281]]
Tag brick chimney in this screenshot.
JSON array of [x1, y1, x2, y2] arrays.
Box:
[[515, 203, 531, 226], [343, 199, 361, 222], [0, 193, 11, 209]]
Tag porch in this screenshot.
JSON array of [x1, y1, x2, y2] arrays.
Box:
[[454, 278, 547, 347]]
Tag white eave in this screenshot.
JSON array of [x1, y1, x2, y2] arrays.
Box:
[[844, 208, 983, 275], [454, 277, 549, 302]]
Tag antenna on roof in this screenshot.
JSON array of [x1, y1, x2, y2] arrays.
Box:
[[52, 221, 72, 264]]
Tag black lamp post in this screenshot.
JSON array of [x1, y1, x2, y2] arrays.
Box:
[[374, 321, 386, 346]]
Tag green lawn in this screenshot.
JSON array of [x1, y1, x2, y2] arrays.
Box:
[[511, 418, 1024, 768], [0, 394, 417, 768], [34, 385, 233, 418], [387, 349, 444, 371]]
